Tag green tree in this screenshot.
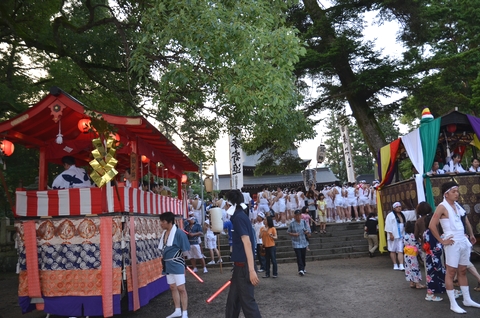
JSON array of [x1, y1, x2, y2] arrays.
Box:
[[323, 112, 346, 182], [0, 0, 141, 118], [288, 0, 413, 158], [1, 0, 313, 172], [129, 0, 313, 168], [382, 0, 480, 118]]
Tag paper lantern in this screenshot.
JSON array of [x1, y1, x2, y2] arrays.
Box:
[[209, 208, 223, 233], [181, 174, 188, 183], [77, 118, 92, 133], [110, 133, 120, 142], [141, 155, 150, 163], [0, 140, 14, 156], [447, 124, 457, 133], [204, 177, 213, 192]]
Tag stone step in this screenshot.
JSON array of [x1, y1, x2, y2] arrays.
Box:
[[198, 220, 373, 267]]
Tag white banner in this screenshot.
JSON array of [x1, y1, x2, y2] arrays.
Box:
[[339, 125, 356, 182], [229, 135, 244, 189]]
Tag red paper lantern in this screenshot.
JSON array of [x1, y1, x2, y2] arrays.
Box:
[[446, 124, 457, 133], [0, 140, 14, 156], [110, 133, 120, 142], [77, 118, 92, 133], [141, 155, 150, 163], [181, 174, 188, 183]]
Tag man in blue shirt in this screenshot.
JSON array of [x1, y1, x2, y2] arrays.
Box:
[[184, 216, 208, 273], [287, 209, 311, 276], [225, 189, 261, 318]]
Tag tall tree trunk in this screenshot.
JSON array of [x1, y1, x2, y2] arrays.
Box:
[[303, 0, 387, 156]]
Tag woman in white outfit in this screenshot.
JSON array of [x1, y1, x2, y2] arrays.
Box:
[[257, 186, 271, 215], [272, 187, 287, 227], [324, 187, 334, 222], [358, 182, 370, 219], [345, 182, 359, 221], [332, 182, 345, 222]]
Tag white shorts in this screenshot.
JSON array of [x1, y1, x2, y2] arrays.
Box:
[[258, 203, 269, 213], [185, 244, 203, 259], [444, 239, 471, 268], [347, 198, 357, 207], [358, 197, 369, 206], [387, 238, 404, 253], [205, 235, 217, 250], [318, 214, 327, 223], [167, 273, 186, 286]]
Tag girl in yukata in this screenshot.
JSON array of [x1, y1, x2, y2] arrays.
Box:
[[403, 221, 425, 289], [423, 213, 446, 301]]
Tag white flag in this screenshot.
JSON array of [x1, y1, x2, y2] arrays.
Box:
[[229, 135, 244, 189], [339, 125, 356, 182]]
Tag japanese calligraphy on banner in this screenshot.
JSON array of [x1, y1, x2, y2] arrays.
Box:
[[339, 125, 356, 182], [229, 135, 244, 189]]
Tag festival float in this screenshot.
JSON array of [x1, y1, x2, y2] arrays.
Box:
[[376, 108, 480, 252], [0, 87, 198, 317]]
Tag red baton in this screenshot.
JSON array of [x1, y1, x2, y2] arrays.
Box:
[[186, 266, 204, 283], [206, 280, 231, 303]]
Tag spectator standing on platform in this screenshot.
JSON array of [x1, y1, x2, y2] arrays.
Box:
[[428, 161, 445, 175], [443, 153, 466, 173], [52, 156, 92, 189], [468, 158, 480, 172], [225, 189, 261, 318]]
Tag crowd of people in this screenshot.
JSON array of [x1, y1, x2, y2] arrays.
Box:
[[250, 181, 379, 232]]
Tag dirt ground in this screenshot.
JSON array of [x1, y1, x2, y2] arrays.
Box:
[[2, 255, 480, 318]]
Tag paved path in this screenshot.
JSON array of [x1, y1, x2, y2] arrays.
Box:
[[2, 255, 480, 318]]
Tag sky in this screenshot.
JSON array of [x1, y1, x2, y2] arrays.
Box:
[[211, 10, 406, 175]]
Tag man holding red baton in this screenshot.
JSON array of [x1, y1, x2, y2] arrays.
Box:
[[159, 212, 191, 318]]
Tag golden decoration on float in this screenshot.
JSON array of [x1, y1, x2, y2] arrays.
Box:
[[89, 137, 118, 187]]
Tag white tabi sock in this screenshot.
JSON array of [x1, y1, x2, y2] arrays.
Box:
[[461, 286, 480, 308], [166, 308, 182, 318], [446, 289, 466, 314]]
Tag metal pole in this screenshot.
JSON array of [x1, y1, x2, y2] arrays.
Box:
[[200, 160, 204, 226]]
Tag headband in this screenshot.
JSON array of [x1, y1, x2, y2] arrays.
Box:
[[444, 186, 458, 196]]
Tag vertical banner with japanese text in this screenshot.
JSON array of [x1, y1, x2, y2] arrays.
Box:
[[229, 135, 244, 189], [339, 125, 356, 182]]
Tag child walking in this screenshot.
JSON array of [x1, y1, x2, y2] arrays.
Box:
[[204, 219, 222, 265]]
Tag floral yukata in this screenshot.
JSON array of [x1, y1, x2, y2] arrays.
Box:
[[403, 233, 422, 283], [423, 229, 446, 294]]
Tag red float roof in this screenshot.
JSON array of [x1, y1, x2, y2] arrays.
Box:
[[0, 87, 198, 178]]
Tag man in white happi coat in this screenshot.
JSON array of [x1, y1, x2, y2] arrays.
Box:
[[384, 202, 406, 271], [429, 181, 480, 314]]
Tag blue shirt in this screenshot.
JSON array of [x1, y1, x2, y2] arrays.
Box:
[[184, 222, 202, 245], [230, 207, 255, 263], [287, 219, 310, 249], [159, 225, 190, 275], [223, 220, 233, 245]]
